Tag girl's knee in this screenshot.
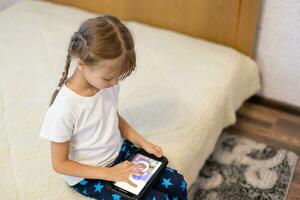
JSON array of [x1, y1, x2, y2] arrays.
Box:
[[143, 188, 170, 200], [159, 170, 188, 198], [174, 177, 188, 200]]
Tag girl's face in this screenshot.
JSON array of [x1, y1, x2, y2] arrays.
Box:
[[76, 57, 121, 90]]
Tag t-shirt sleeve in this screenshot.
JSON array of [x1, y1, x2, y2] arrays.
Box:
[[39, 103, 75, 143]]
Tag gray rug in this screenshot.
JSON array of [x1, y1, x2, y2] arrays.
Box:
[[188, 131, 299, 200]]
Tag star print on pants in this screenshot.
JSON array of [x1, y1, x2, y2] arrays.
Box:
[[112, 193, 121, 200], [121, 145, 126, 152], [161, 178, 173, 189], [125, 151, 131, 159], [93, 182, 104, 193], [180, 180, 187, 191], [164, 193, 170, 200], [79, 179, 88, 185], [82, 189, 88, 195]]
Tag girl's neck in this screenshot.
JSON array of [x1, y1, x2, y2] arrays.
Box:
[[65, 68, 100, 97]]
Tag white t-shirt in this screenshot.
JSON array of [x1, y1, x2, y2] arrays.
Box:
[[39, 82, 125, 186]]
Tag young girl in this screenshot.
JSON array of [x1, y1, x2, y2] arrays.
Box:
[[39, 14, 187, 200]]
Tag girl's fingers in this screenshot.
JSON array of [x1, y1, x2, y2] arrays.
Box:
[[136, 163, 146, 169], [132, 164, 146, 172], [131, 168, 143, 175], [155, 149, 162, 157]]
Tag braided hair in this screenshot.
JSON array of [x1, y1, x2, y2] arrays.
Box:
[[49, 14, 136, 107]]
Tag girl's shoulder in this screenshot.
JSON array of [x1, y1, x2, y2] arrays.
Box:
[[52, 84, 81, 107], [48, 96, 74, 118], [49, 87, 76, 115]]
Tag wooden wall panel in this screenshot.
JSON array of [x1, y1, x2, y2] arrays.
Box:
[[236, 0, 261, 57], [46, 0, 261, 57]]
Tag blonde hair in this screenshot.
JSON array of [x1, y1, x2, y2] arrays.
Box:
[[49, 14, 136, 107]]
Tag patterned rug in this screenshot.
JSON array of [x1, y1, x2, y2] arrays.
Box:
[[188, 131, 299, 200]]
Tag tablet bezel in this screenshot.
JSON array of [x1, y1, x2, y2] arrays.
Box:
[[106, 147, 168, 199]]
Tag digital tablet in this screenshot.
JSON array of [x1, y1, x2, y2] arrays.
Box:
[[106, 148, 168, 200]]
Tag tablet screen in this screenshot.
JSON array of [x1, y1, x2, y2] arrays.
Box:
[[113, 153, 162, 195]]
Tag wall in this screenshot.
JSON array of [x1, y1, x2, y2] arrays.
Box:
[[254, 0, 300, 108]]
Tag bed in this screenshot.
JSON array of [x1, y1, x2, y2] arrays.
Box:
[[0, 0, 261, 199]]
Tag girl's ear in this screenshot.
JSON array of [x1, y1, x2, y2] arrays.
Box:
[[76, 58, 85, 71]]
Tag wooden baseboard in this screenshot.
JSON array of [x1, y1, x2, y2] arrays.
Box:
[[246, 95, 300, 117]]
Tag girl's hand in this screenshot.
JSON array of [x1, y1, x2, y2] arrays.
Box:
[[107, 160, 146, 187], [142, 141, 164, 158]]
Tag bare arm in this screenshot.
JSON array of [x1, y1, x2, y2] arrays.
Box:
[[117, 112, 150, 148], [117, 112, 164, 158], [51, 140, 111, 181]]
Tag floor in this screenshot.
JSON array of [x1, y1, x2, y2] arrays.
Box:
[[224, 102, 300, 200]]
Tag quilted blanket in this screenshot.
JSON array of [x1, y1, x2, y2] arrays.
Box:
[[0, 0, 261, 199]]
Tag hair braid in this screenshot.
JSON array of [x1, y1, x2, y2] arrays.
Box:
[[49, 53, 72, 107]]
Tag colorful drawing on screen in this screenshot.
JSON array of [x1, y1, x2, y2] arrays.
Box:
[[131, 154, 159, 182]]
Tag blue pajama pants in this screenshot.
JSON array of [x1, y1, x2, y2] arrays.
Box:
[[70, 139, 188, 200]]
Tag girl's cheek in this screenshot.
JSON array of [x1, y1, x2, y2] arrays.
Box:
[[93, 80, 104, 88], [101, 81, 110, 88], [98, 79, 105, 85]]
